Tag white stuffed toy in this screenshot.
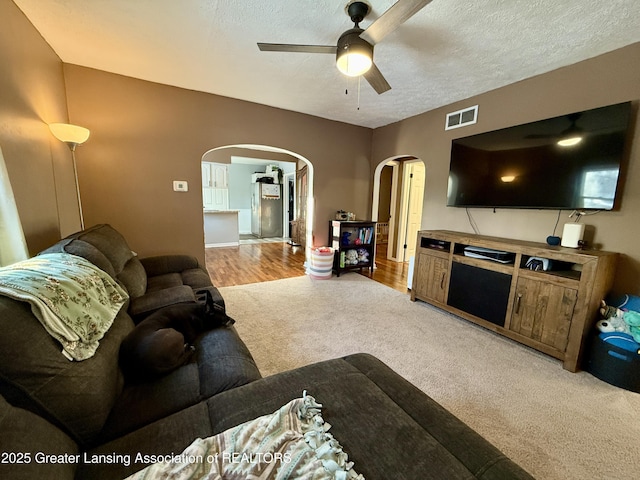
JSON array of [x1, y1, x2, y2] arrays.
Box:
[[356, 248, 369, 263], [345, 249, 359, 265], [596, 300, 631, 334]]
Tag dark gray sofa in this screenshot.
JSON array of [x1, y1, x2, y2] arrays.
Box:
[[0, 225, 534, 479], [0, 225, 261, 445], [40, 223, 225, 319]]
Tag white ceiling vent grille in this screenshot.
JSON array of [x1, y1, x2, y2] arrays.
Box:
[[445, 105, 478, 130]]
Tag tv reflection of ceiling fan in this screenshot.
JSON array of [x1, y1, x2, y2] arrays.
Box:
[[257, 0, 432, 94], [526, 113, 584, 146]]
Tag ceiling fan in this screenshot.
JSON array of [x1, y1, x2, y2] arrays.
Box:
[[526, 113, 585, 146], [257, 0, 432, 94]]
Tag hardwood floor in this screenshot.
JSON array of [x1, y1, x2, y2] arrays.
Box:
[[205, 241, 306, 287], [205, 241, 410, 293], [358, 243, 411, 293]]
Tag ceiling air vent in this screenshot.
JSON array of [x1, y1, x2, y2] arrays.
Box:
[[445, 105, 478, 131]]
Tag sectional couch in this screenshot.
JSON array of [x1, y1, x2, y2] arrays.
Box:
[[0, 224, 534, 479]]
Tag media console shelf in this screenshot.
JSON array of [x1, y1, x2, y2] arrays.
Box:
[[411, 230, 618, 372]]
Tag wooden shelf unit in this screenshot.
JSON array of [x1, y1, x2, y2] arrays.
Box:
[[330, 221, 376, 277], [411, 230, 618, 372]]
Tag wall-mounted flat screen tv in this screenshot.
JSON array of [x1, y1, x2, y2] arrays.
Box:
[[447, 101, 632, 210]]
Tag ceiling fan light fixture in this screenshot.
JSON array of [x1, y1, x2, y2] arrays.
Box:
[[337, 51, 373, 76], [557, 113, 584, 147], [557, 136, 582, 147], [336, 28, 373, 77], [501, 175, 516, 183]]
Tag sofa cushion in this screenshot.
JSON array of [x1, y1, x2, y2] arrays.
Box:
[[144, 270, 212, 292], [116, 256, 147, 298], [197, 326, 261, 398], [139, 256, 213, 291], [39, 224, 136, 278], [0, 395, 78, 480], [127, 394, 361, 480], [100, 324, 259, 442], [146, 272, 183, 291], [77, 402, 213, 480], [343, 353, 532, 479], [74, 224, 136, 274], [139, 255, 201, 277], [180, 267, 214, 290], [0, 297, 133, 445], [204, 354, 533, 480], [129, 285, 196, 319], [98, 363, 201, 443], [40, 238, 116, 279]]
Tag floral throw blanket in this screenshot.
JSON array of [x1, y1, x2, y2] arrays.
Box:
[[126, 392, 364, 480], [0, 253, 128, 361]]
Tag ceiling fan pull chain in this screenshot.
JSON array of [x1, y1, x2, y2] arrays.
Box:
[[357, 75, 361, 110]]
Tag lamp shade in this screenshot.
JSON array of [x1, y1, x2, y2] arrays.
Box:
[[49, 123, 90, 146], [336, 28, 373, 77]]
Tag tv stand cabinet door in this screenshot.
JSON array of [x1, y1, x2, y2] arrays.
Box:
[[414, 253, 449, 304], [510, 277, 577, 353]]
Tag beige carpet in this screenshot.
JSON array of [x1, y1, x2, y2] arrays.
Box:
[[220, 274, 640, 480]]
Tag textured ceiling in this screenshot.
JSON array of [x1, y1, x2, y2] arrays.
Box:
[[13, 0, 640, 128]]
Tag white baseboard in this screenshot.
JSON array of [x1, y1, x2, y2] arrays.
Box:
[[205, 242, 240, 248]]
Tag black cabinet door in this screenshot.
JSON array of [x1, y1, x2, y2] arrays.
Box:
[[447, 262, 512, 327]]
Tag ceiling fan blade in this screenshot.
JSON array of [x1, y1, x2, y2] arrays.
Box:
[[257, 43, 337, 54], [364, 63, 391, 94], [360, 0, 433, 45]]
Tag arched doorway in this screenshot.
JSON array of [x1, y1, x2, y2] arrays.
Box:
[[201, 144, 315, 265], [371, 156, 425, 263]]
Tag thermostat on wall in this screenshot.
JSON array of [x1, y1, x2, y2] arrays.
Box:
[[173, 181, 188, 192]]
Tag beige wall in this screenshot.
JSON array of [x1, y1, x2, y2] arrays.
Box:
[[0, 1, 78, 254], [63, 65, 372, 263], [372, 43, 640, 296], [5, 0, 639, 297]]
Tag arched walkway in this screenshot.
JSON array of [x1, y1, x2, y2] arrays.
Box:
[[202, 144, 315, 264], [371, 155, 425, 262]]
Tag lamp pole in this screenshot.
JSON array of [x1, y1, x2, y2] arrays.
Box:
[[68, 143, 84, 230], [49, 123, 90, 231]]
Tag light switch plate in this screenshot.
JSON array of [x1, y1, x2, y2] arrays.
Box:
[[173, 180, 188, 192]]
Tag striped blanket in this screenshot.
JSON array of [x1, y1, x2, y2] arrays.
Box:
[[127, 392, 364, 480]]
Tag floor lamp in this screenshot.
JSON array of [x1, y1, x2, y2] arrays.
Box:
[[49, 123, 91, 230]]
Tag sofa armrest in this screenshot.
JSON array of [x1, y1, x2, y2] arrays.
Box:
[[139, 255, 201, 276]]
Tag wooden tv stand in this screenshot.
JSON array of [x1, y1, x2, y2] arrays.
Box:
[[410, 230, 618, 372]]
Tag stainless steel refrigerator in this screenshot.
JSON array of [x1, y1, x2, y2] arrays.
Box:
[[251, 183, 283, 238]]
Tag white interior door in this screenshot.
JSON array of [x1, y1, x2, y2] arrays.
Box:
[[396, 160, 425, 263], [387, 161, 400, 261], [404, 161, 425, 261]]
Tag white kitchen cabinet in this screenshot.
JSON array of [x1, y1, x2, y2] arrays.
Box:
[[202, 162, 229, 210]]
